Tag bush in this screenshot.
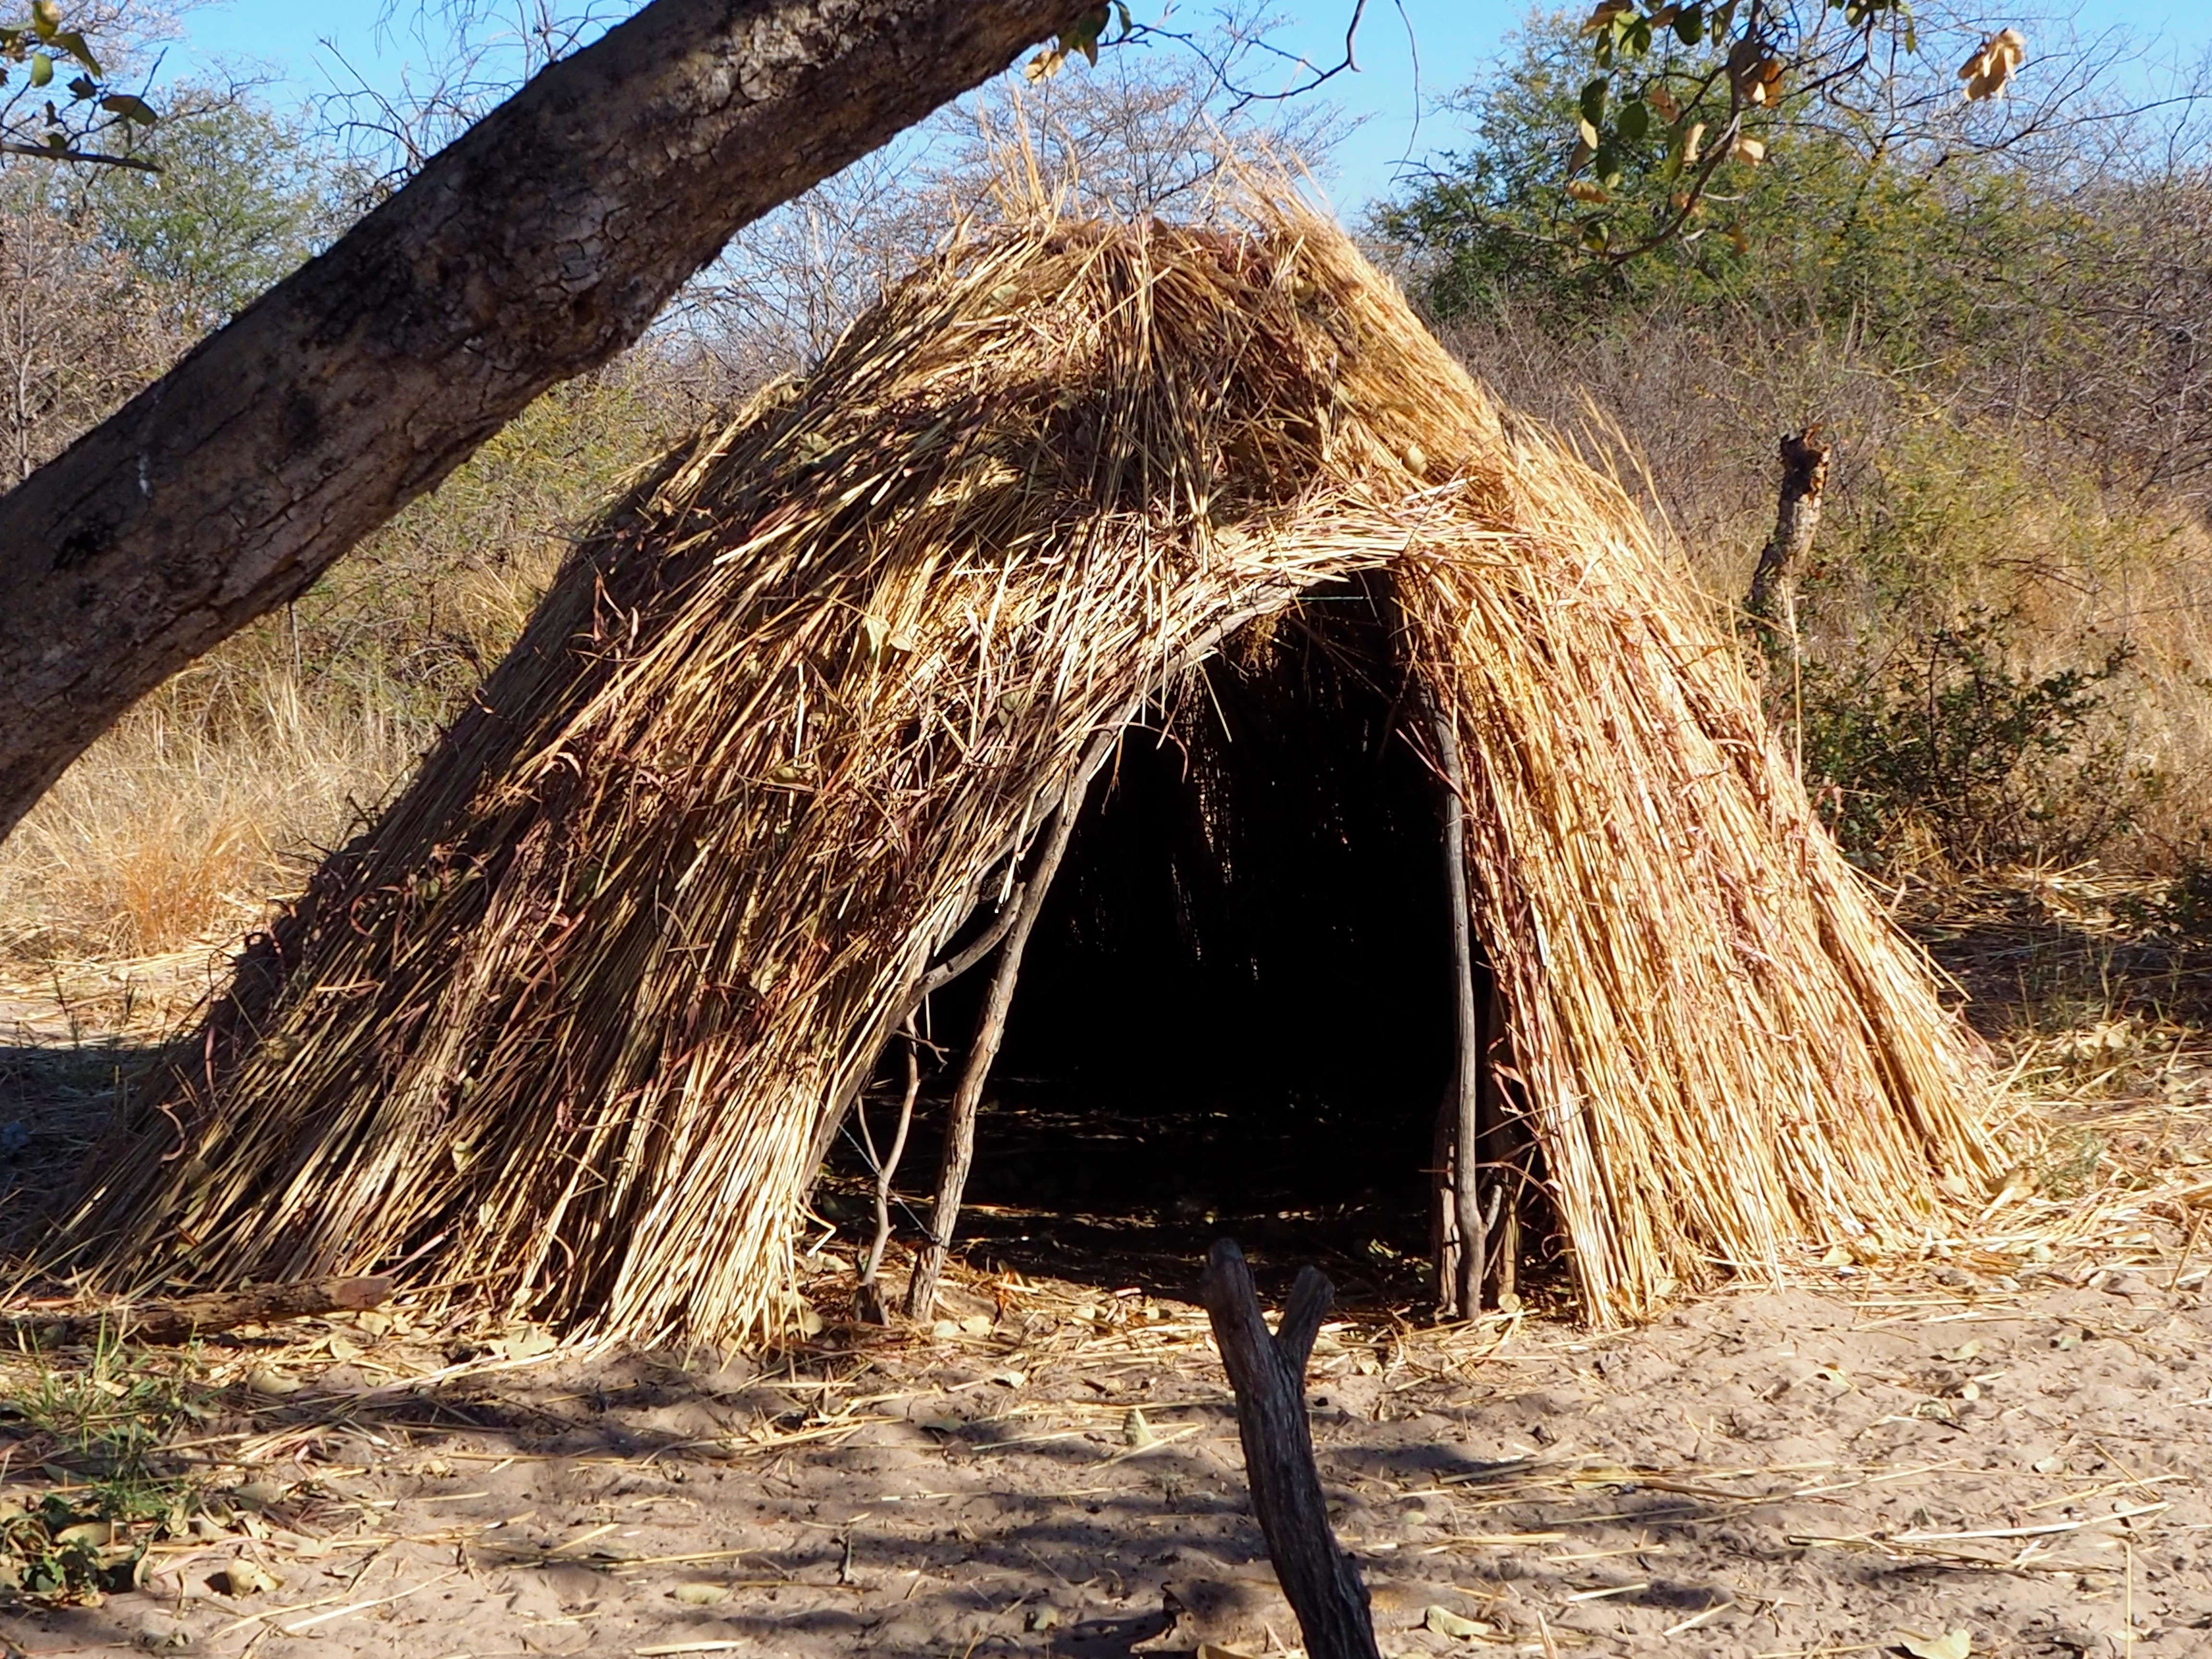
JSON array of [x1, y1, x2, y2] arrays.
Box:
[[1797, 607, 2145, 870]]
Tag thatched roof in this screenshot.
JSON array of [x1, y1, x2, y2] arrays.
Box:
[[66, 208, 1999, 1344]]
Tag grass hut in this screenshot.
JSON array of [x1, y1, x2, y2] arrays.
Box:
[[64, 209, 2000, 1345]]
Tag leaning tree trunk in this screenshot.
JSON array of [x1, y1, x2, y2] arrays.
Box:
[[0, 0, 1085, 844]]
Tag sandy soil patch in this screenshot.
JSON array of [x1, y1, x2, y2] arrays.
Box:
[[3, 1266, 2206, 1659]]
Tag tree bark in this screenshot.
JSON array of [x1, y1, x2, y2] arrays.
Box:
[[1200, 1239, 1382, 1659], [0, 0, 1085, 844]]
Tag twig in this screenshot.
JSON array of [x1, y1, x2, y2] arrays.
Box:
[[2170, 1206, 2204, 1290], [1790, 1499, 2168, 1548], [855, 1023, 921, 1321]]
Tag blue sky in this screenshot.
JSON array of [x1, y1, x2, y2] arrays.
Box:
[[176, 1, 2212, 215]]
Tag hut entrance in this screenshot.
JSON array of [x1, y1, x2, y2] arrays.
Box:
[[830, 579, 1503, 1309]]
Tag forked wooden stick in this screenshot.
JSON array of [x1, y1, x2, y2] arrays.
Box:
[[1200, 1239, 1382, 1659]]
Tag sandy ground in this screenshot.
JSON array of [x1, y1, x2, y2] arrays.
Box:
[[6, 947, 2211, 1658], [3, 1262, 2208, 1659]]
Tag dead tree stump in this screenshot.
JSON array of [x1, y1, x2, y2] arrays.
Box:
[[1743, 427, 1831, 653], [1200, 1239, 1382, 1659]]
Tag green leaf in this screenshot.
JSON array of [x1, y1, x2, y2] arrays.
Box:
[[1580, 76, 1608, 126], [53, 29, 99, 75], [30, 0, 58, 39], [1674, 5, 1705, 45], [100, 91, 155, 125], [1616, 98, 1651, 143], [1064, 2, 1108, 66], [28, 49, 51, 88]]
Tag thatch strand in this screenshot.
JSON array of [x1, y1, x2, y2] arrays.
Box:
[[64, 208, 1998, 1342]]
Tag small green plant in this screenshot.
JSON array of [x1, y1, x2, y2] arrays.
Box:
[[1798, 606, 2140, 870], [0, 1491, 153, 1602], [0, 1327, 205, 1605]]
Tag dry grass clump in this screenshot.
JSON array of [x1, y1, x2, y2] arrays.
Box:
[[0, 672, 426, 966], [62, 205, 1996, 1345]]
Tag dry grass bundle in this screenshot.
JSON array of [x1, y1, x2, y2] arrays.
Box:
[[61, 204, 1997, 1343], [0, 671, 427, 966]]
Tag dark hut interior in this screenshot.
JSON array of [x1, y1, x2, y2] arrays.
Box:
[[824, 579, 1532, 1303]]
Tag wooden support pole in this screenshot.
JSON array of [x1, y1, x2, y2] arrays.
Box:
[[807, 619, 1258, 1197], [854, 1023, 921, 1323], [902, 722, 1122, 1322], [1427, 688, 1485, 1321], [1200, 1239, 1382, 1659]]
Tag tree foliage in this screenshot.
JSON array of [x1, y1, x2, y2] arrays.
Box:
[[66, 96, 333, 326], [1375, 9, 2212, 502], [0, 0, 156, 169], [1559, 0, 1938, 259], [1377, 7, 2091, 313]]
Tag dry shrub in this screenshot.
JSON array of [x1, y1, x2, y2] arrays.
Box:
[[0, 172, 185, 486], [1792, 427, 2212, 875], [0, 671, 430, 963], [1440, 303, 2212, 879]]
